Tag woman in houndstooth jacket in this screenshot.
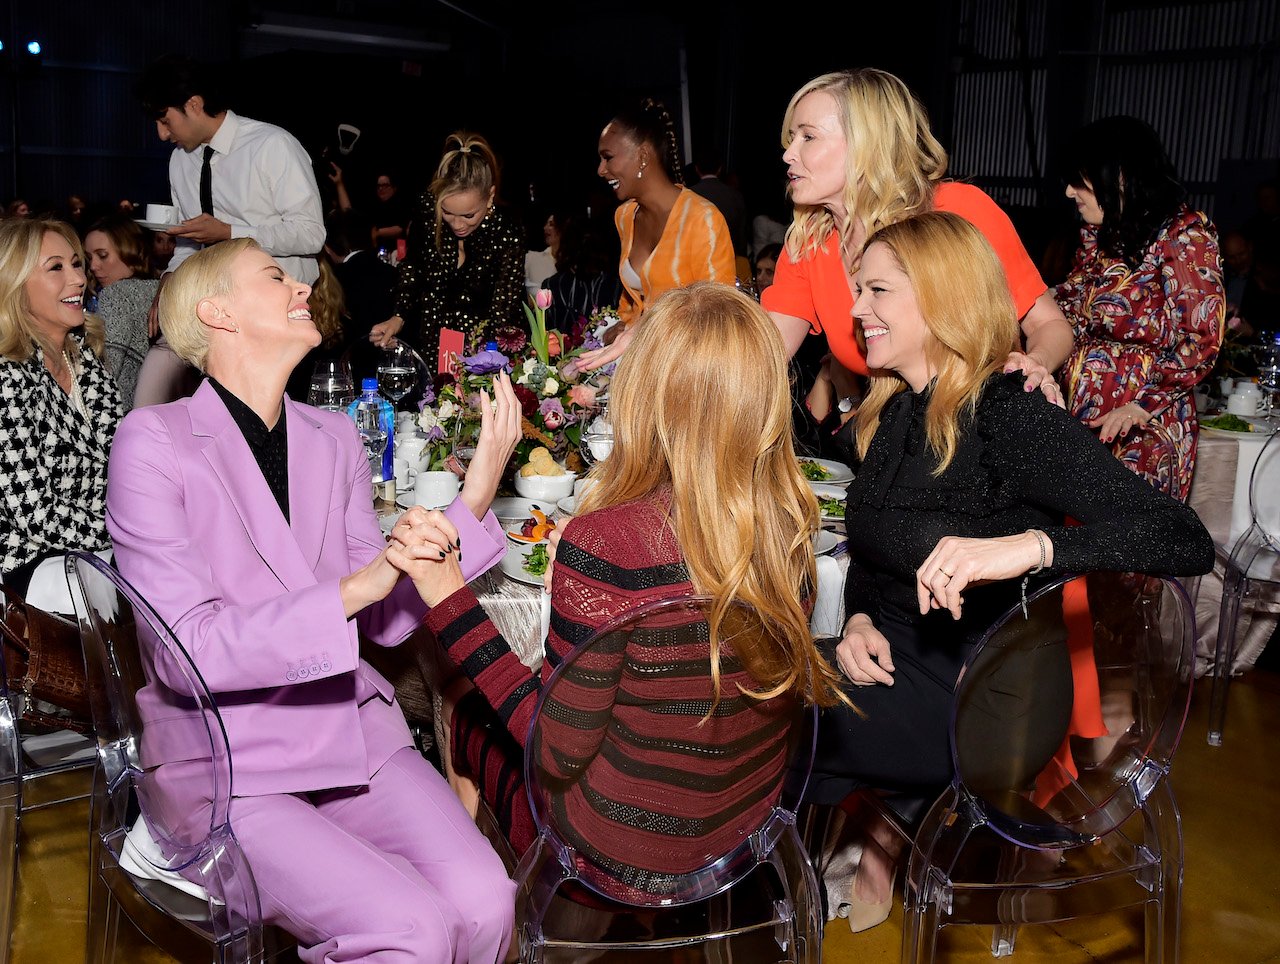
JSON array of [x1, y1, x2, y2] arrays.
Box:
[[0, 219, 123, 596]]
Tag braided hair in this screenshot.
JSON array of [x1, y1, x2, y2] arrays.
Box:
[[610, 97, 683, 186], [430, 131, 501, 249]]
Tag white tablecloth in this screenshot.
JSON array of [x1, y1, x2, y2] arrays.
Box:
[[1187, 429, 1280, 674]]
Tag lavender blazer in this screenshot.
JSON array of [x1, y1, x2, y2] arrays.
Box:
[[106, 380, 505, 798]]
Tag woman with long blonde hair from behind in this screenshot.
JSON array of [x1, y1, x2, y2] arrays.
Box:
[[399, 281, 847, 865], [814, 211, 1212, 931]]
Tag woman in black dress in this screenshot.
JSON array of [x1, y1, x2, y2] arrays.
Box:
[[815, 211, 1213, 929], [393, 132, 524, 364]]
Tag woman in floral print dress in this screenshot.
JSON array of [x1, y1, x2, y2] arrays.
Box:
[[1055, 115, 1223, 498]]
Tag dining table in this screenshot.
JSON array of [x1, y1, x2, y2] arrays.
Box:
[[1186, 424, 1280, 675]]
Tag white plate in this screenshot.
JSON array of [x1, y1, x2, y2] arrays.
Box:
[[395, 493, 452, 510], [1201, 426, 1253, 439], [812, 484, 847, 521], [500, 545, 546, 586], [490, 497, 554, 523], [813, 530, 840, 556], [798, 457, 853, 486], [134, 219, 179, 233]]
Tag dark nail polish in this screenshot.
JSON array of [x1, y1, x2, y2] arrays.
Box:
[[438, 550, 447, 559]]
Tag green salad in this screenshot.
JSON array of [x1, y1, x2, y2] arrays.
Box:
[[522, 543, 550, 577], [818, 496, 845, 516], [1201, 413, 1254, 433], [799, 459, 832, 481]]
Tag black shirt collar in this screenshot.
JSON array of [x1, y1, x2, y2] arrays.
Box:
[[208, 377, 286, 448]]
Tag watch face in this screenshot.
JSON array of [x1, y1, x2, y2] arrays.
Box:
[[838, 397, 854, 413]]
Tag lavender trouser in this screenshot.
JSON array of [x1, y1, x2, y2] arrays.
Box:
[[228, 746, 514, 963]]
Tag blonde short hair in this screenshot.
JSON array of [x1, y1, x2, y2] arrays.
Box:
[[158, 237, 259, 373], [0, 219, 105, 362], [854, 212, 1019, 473], [782, 69, 948, 263]]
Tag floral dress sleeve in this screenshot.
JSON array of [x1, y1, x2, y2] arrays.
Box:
[[1131, 210, 1224, 416]]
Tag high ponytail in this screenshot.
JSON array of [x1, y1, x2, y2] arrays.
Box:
[[429, 131, 501, 250]]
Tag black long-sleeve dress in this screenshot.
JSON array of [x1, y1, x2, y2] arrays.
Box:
[[395, 191, 524, 366], [807, 373, 1214, 805]]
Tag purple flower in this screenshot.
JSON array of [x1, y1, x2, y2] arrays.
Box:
[[424, 425, 446, 442], [417, 383, 436, 408], [460, 348, 509, 374]]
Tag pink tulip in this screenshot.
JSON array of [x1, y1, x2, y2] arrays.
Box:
[[534, 289, 554, 311]]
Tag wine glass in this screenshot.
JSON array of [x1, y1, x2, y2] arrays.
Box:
[[1258, 335, 1280, 424], [376, 340, 420, 409], [308, 358, 355, 413]]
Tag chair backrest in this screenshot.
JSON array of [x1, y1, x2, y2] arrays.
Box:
[[1247, 429, 1280, 549], [950, 572, 1194, 849], [65, 552, 235, 880], [524, 595, 814, 907]]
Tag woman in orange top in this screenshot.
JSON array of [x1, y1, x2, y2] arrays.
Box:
[[585, 98, 735, 344], [762, 69, 1072, 407]]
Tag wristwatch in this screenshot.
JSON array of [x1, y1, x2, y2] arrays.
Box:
[[837, 397, 855, 414]]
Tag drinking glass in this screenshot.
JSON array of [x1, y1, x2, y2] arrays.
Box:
[[1258, 336, 1280, 424], [376, 340, 420, 408], [308, 358, 355, 413]]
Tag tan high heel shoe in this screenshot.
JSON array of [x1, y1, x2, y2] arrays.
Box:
[[846, 857, 899, 933]]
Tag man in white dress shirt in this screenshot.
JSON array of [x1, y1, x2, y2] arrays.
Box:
[[136, 56, 324, 284]]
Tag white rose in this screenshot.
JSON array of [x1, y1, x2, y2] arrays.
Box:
[[417, 409, 440, 432], [437, 399, 457, 420], [523, 358, 539, 374], [542, 377, 559, 396]]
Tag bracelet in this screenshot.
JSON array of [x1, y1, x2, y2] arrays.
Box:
[[1020, 529, 1047, 619]]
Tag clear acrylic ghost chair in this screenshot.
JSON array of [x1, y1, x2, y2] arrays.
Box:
[[1207, 428, 1280, 745], [515, 595, 822, 962], [0, 588, 97, 963], [901, 572, 1194, 963], [66, 552, 293, 963]]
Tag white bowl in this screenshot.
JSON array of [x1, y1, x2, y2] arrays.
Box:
[[514, 471, 576, 501], [555, 496, 577, 519]]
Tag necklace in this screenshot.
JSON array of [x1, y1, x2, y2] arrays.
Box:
[[61, 348, 88, 418]]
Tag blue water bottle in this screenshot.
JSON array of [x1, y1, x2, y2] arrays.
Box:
[[347, 378, 395, 481]]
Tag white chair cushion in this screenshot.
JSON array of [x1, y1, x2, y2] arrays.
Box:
[[119, 816, 215, 902]]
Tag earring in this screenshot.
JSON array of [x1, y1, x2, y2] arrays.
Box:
[[232, 324, 240, 333], [637, 162, 647, 180]]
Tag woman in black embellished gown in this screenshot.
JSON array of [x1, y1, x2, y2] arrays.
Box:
[[813, 211, 1213, 929], [394, 132, 524, 364]]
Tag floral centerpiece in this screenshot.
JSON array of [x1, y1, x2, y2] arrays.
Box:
[[417, 292, 614, 476]]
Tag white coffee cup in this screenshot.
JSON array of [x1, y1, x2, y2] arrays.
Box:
[[145, 203, 178, 226], [1227, 392, 1258, 416], [393, 458, 416, 489], [413, 470, 460, 509], [573, 477, 597, 500]]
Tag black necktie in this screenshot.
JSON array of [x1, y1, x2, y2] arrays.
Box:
[[200, 145, 214, 216]]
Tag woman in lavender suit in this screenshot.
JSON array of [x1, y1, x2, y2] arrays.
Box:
[[106, 238, 518, 963]]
